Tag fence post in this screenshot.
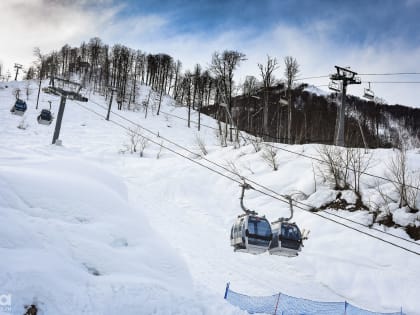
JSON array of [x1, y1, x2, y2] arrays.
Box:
[[273, 292, 281, 315], [344, 301, 347, 315], [400, 306, 403, 315], [224, 282, 230, 299]]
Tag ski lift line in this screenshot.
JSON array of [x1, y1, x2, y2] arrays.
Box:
[[88, 99, 329, 194], [85, 98, 420, 248], [295, 75, 331, 81], [323, 210, 420, 247], [83, 98, 417, 247], [296, 72, 420, 82], [73, 101, 420, 256], [73, 101, 245, 185], [159, 109, 219, 131], [264, 142, 420, 193], [161, 108, 332, 144], [79, 102, 419, 252], [246, 167, 420, 247], [249, 186, 420, 255], [359, 72, 420, 76], [363, 81, 420, 84]]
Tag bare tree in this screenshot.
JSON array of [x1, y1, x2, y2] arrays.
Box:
[[226, 160, 243, 180], [258, 55, 279, 139], [210, 50, 246, 141], [284, 56, 299, 144], [348, 148, 372, 195], [195, 133, 208, 156], [156, 141, 164, 159], [316, 145, 350, 190], [387, 148, 419, 211], [247, 135, 263, 152], [243, 75, 258, 96], [261, 145, 279, 171], [123, 127, 148, 156]]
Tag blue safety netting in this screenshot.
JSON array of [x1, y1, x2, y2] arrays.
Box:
[[224, 284, 404, 315]]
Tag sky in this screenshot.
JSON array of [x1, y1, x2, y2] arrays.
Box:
[[1, 0, 420, 107]]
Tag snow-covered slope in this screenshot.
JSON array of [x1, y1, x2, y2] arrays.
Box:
[[0, 80, 419, 314]]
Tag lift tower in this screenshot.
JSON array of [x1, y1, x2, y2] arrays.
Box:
[[43, 77, 88, 144], [330, 66, 361, 146], [14, 63, 23, 81]]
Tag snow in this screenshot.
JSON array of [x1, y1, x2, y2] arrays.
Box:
[[0, 81, 419, 314], [303, 84, 330, 97]]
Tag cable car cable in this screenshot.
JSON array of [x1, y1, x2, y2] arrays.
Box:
[[263, 141, 420, 192], [72, 100, 420, 256], [85, 98, 420, 248]]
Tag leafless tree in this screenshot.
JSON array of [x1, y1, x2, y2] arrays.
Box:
[[387, 148, 419, 211], [210, 50, 246, 141], [123, 127, 148, 156], [195, 133, 208, 156], [258, 55, 279, 139], [316, 145, 350, 190], [226, 160, 243, 180], [246, 135, 263, 152], [348, 148, 372, 194], [261, 145, 278, 171], [156, 141, 164, 159], [243, 75, 258, 96], [284, 56, 299, 144]]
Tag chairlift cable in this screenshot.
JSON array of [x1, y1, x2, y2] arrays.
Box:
[[73, 100, 420, 256], [359, 72, 420, 76], [363, 81, 420, 84], [295, 75, 331, 81]]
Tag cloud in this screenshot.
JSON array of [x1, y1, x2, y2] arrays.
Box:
[[0, 0, 112, 71], [1, 1, 419, 107], [122, 19, 420, 106], [405, 0, 420, 6], [0, 0, 165, 74]]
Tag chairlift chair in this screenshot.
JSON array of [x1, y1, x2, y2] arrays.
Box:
[[42, 86, 60, 96], [268, 197, 303, 257], [10, 99, 27, 116], [230, 184, 273, 255], [328, 81, 341, 92], [363, 82, 375, 100]]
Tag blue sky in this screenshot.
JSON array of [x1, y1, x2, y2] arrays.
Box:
[[118, 0, 420, 46], [1, 0, 420, 106]]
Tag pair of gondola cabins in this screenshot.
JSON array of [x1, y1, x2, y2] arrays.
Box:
[[230, 184, 304, 257]]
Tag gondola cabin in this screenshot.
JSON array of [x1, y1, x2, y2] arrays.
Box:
[[230, 214, 272, 255], [10, 99, 27, 116], [37, 109, 53, 125], [269, 222, 302, 257]]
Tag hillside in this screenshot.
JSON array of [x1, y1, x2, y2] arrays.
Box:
[[0, 80, 419, 314]]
